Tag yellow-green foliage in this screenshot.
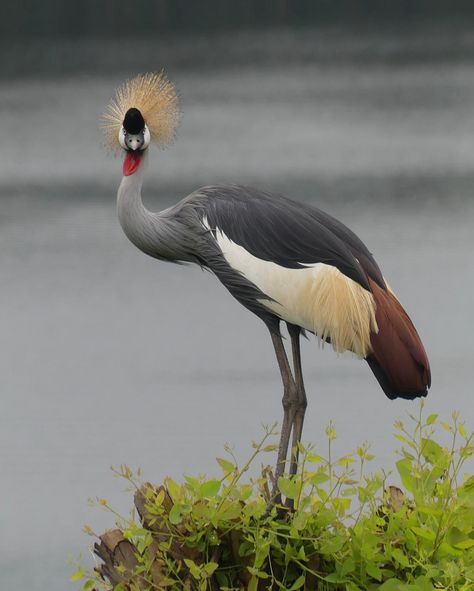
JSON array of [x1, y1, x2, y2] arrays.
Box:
[[74, 403, 474, 591]]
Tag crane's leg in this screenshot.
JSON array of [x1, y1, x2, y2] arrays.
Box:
[[269, 329, 299, 505], [287, 323, 308, 480]]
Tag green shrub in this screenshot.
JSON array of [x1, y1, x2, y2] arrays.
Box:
[[74, 402, 474, 590]]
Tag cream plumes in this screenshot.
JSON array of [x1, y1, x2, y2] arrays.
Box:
[[101, 72, 180, 151]]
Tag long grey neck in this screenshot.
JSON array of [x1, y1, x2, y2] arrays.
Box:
[[117, 153, 186, 262]]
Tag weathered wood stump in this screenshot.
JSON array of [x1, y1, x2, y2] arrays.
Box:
[[93, 482, 263, 590]]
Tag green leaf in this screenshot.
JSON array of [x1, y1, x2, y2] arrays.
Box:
[[310, 473, 329, 485], [341, 486, 357, 497], [396, 458, 414, 492], [203, 562, 218, 576], [340, 558, 355, 576], [240, 484, 253, 500], [184, 475, 200, 490], [447, 526, 467, 546], [332, 497, 351, 516], [319, 534, 346, 555], [287, 575, 306, 590], [454, 539, 474, 549], [218, 501, 243, 520], [421, 438, 449, 468], [426, 413, 438, 425], [184, 558, 201, 579], [411, 526, 435, 541], [366, 562, 382, 581], [413, 575, 436, 591], [215, 571, 228, 588], [247, 567, 269, 579], [70, 569, 85, 582], [324, 572, 345, 584], [169, 504, 182, 524], [460, 444, 474, 458], [239, 541, 254, 558], [392, 548, 411, 567], [154, 488, 165, 507], [248, 575, 259, 591], [460, 476, 474, 495], [394, 434, 416, 449], [199, 479, 221, 498], [336, 454, 355, 466], [165, 477, 181, 502], [278, 476, 297, 500], [316, 486, 328, 502], [325, 422, 337, 440], [306, 453, 324, 463], [417, 504, 441, 517], [291, 511, 309, 531], [157, 576, 178, 587], [263, 444, 279, 452], [379, 579, 403, 591], [297, 545, 306, 560], [216, 457, 235, 474]]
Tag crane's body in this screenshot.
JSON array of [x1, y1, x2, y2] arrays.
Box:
[[118, 155, 430, 399], [105, 73, 431, 505]]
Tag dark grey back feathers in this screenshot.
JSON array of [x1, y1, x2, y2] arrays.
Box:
[[184, 184, 385, 290]]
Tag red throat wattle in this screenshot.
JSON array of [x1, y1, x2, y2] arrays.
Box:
[[123, 151, 143, 176]]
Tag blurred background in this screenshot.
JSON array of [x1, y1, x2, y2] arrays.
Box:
[[1, 2, 473, 590]]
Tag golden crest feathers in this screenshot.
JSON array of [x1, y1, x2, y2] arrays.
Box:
[[101, 71, 180, 150]]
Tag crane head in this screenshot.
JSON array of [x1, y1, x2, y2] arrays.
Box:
[[101, 72, 180, 174], [119, 108, 150, 152]]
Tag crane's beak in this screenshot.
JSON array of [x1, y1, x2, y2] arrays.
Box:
[[128, 138, 142, 151], [123, 151, 143, 176]]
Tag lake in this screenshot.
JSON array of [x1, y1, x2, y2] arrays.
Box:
[[1, 27, 473, 590]]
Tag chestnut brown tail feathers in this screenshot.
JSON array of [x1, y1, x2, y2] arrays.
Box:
[[366, 279, 431, 400]]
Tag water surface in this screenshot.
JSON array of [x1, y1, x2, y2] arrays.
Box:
[[1, 31, 473, 590]]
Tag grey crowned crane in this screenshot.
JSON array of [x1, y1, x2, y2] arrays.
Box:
[[102, 73, 431, 499]]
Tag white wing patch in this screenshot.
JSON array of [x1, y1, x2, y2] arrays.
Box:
[[204, 218, 378, 357]]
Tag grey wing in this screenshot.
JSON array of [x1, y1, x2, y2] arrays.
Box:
[[192, 184, 385, 291], [173, 189, 283, 328]]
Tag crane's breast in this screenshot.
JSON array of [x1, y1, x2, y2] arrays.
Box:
[[206, 219, 378, 357]]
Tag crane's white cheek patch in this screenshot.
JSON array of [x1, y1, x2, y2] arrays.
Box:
[[213, 227, 378, 357]]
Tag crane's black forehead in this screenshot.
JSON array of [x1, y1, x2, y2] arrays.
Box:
[[123, 108, 145, 134]]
